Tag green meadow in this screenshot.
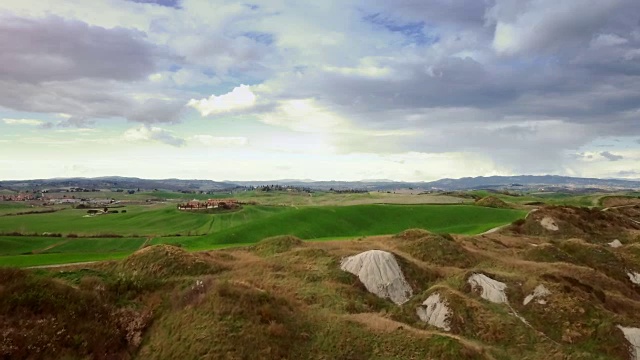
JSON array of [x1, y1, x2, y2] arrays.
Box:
[[182, 204, 527, 249], [0, 204, 289, 236], [0, 203, 527, 267]]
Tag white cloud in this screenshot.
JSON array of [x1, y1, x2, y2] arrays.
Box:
[[259, 98, 347, 132], [54, 128, 96, 134], [2, 118, 44, 126], [591, 33, 628, 48], [492, 22, 520, 54], [188, 85, 257, 116], [190, 135, 248, 147], [323, 58, 393, 78], [123, 126, 185, 147], [488, 0, 622, 55]]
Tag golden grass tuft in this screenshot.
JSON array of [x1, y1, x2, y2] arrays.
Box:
[[121, 244, 226, 277], [475, 196, 511, 209], [251, 235, 305, 256]]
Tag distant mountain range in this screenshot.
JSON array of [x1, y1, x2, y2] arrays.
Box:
[[0, 175, 639, 192]]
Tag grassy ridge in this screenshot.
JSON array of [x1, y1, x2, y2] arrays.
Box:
[[470, 190, 602, 207], [184, 204, 527, 250]]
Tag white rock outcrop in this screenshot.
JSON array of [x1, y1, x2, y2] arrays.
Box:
[[628, 272, 640, 285], [467, 273, 508, 304], [618, 325, 640, 360], [340, 250, 413, 305], [416, 293, 451, 331], [609, 239, 623, 248], [523, 285, 551, 305], [540, 217, 559, 231]]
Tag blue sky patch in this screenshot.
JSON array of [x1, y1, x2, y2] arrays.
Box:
[[363, 13, 439, 46], [243, 31, 275, 45]]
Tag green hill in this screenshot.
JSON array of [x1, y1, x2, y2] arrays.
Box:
[[182, 204, 527, 250]]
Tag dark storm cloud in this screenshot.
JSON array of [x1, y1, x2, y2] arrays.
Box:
[[274, 0, 640, 130], [127, 0, 181, 8], [0, 15, 184, 125], [0, 16, 158, 83], [250, 0, 640, 174], [486, 0, 624, 55], [126, 99, 186, 124], [0, 78, 186, 126], [600, 151, 624, 161]]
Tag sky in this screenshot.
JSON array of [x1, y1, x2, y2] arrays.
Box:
[[0, 0, 639, 181]]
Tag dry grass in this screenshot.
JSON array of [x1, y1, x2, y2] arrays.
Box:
[[250, 235, 305, 256], [601, 196, 640, 208], [3, 205, 640, 359], [510, 205, 640, 243], [475, 196, 512, 209], [120, 244, 226, 277]]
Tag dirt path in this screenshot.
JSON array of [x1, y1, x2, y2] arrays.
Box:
[[480, 209, 538, 235], [33, 240, 69, 254], [28, 261, 99, 269], [343, 313, 496, 359], [602, 204, 639, 212], [139, 237, 153, 249]]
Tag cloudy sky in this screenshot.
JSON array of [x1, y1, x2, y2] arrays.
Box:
[[0, 0, 639, 181]]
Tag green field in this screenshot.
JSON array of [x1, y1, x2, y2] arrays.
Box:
[[0, 236, 64, 255], [0, 205, 526, 266], [0, 252, 132, 267], [137, 189, 470, 206], [183, 204, 526, 249], [0, 204, 289, 237], [0, 203, 526, 267], [0, 202, 33, 215]]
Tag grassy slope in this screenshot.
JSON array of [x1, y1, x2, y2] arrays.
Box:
[[0, 204, 288, 237], [0, 205, 526, 267], [0, 236, 63, 255], [141, 190, 471, 206], [184, 205, 527, 250], [470, 190, 603, 207], [5, 205, 639, 358], [0, 202, 32, 215]]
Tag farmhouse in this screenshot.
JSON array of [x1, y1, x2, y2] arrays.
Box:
[[1, 193, 36, 201], [177, 199, 238, 210]]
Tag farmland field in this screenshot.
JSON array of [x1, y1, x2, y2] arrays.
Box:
[[186, 204, 527, 249], [0, 204, 289, 237], [138, 190, 472, 206], [0, 202, 33, 214], [0, 203, 527, 267]]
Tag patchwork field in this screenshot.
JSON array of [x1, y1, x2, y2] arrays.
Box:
[[0, 203, 526, 267], [0, 204, 289, 237], [139, 190, 473, 206]]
